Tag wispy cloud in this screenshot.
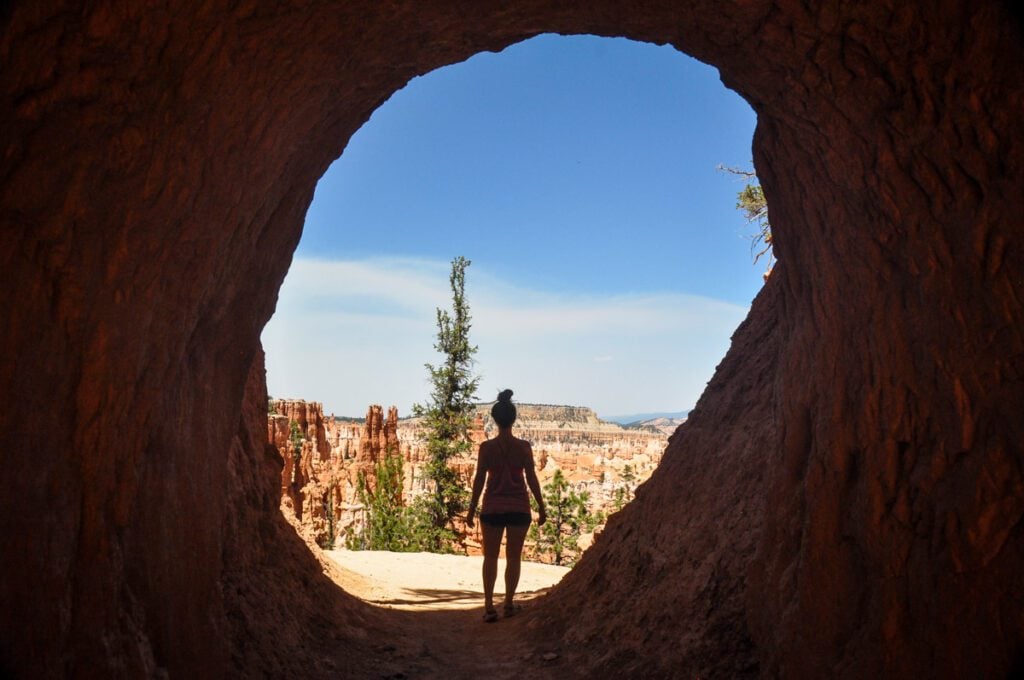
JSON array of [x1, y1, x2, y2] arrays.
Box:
[[262, 257, 749, 417]]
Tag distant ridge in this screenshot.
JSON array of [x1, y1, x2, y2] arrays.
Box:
[[601, 410, 691, 425], [322, 403, 691, 426]]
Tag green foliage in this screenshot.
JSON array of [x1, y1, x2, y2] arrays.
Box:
[[316, 484, 337, 550], [620, 464, 636, 488], [528, 469, 596, 566], [406, 497, 459, 553], [718, 164, 775, 278], [351, 453, 407, 551], [267, 397, 277, 414], [612, 486, 628, 512], [412, 256, 480, 551], [288, 420, 303, 484], [346, 452, 455, 552], [608, 464, 638, 513], [586, 509, 606, 534]]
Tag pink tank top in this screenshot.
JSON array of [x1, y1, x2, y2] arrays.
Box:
[[482, 443, 531, 514]]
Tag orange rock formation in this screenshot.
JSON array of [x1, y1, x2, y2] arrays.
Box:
[[272, 401, 665, 550], [1, 2, 1021, 677]]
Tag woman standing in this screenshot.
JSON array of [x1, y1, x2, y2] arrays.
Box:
[[466, 389, 547, 622]]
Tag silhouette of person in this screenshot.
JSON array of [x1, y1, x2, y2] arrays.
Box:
[[466, 389, 547, 622]]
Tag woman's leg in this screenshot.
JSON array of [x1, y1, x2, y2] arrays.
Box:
[[481, 522, 504, 613], [503, 523, 530, 610]]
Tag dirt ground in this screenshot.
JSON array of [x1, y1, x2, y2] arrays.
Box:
[[324, 549, 572, 679]]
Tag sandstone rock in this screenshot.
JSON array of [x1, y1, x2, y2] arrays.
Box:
[[1, 1, 1021, 678], [220, 352, 386, 676], [274, 400, 662, 551]]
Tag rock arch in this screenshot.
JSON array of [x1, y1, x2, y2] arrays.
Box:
[[1, 1, 1021, 677]]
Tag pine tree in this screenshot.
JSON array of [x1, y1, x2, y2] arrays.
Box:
[[347, 450, 449, 552], [612, 486, 628, 512], [352, 452, 406, 551], [529, 469, 593, 566], [412, 256, 480, 550], [620, 464, 636, 500], [288, 420, 303, 485], [718, 164, 774, 278]]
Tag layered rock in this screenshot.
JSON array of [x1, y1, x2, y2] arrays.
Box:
[[272, 400, 667, 550], [219, 354, 385, 677], [475, 405, 666, 514], [627, 416, 688, 437], [2, 2, 1021, 678]]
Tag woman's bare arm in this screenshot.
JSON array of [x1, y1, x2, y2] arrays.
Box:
[[466, 445, 489, 526], [523, 443, 547, 525]]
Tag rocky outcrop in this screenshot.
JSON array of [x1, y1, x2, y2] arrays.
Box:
[[220, 353, 386, 677], [273, 401, 665, 550], [536, 283, 781, 676], [269, 402, 400, 546], [476, 405, 665, 514], [626, 416, 688, 437], [2, 2, 1021, 678]]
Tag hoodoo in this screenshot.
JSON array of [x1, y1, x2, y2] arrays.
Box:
[[1, 1, 1021, 677]]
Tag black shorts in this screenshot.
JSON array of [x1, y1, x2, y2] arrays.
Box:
[[479, 512, 531, 528]]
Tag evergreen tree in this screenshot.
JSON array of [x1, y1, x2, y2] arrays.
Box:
[[323, 483, 336, 550], [529, 469, 593, 566], [352, 452, 407, 551], [718, 164, 774, 278], [412, 256, 480, 550], [612, 486, 628, 512], [288, 420, 303, 485], [620, 464, 637, 500], [347, 451, 452, 552]]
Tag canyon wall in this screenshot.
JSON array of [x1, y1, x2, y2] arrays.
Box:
[[270, 402, 403, 547], [1, 1, 1021, 678], [269, 400, 665, 552], [219, 353, 387, 677]]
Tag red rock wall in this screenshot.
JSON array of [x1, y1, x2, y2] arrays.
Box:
[[538, 283, 781, 676], [272, 402, 404, 547], [737, 4, 1024, 676], [220, 351, 385, 677], [1, 1, 1021, 678]]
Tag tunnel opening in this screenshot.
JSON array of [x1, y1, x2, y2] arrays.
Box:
[[262, 33, 762, 585], [2, 2, 1022, 678]]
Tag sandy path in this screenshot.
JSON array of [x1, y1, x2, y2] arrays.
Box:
[[323, 550, 573, 679], [325, 549, 569, 610]]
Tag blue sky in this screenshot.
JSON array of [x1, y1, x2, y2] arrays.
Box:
[[263, 34, 762, 418]]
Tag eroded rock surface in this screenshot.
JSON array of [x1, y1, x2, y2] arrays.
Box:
[[1, 1, 1021, 678], [270, 400, 664, 552]]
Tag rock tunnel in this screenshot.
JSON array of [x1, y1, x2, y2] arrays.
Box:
[[1, 1, 1022, 677]]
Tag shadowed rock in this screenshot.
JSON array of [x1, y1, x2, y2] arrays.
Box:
[[1, 1, 1021, 677]]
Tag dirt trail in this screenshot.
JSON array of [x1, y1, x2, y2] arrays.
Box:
[[324, 550, 572, 679]]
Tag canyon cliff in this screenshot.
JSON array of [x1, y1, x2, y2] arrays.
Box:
[[2, 2, 1021, 678], [270, 400, 666, 553]]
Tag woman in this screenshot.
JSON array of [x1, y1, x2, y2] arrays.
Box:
[[466, 389, 547, 623]]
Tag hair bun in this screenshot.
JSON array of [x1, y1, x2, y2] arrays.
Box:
[[497, 389, 513, 403]]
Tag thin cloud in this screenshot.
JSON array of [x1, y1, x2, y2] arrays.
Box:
[[262, 256, 749, 417]]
